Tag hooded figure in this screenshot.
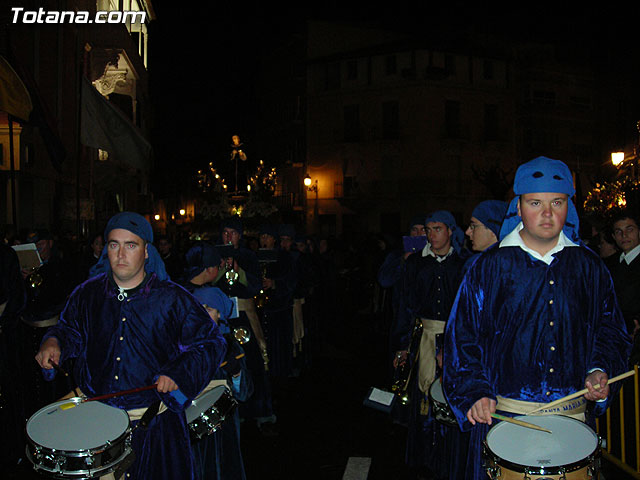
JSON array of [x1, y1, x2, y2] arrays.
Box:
[[89, 211, 169, 281], [37, 211, 226, 480], [443, 157, 630, 480]]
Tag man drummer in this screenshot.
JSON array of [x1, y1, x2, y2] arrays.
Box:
[[393, 210, 466, 478], [35, 212, 226, 480], [443, 157, 630, 480]]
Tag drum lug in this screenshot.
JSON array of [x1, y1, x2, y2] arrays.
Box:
[[485, 465, 501, 479], [524, 466, 565, 480], [46, 452, 67, 473]]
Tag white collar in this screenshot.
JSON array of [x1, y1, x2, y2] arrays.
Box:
[[499, 222, 578, 265], [422, 244, 453, 263], [620, 244, 640, 265]]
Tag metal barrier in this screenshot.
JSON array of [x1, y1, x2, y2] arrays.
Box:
[[596, 364, 640, 478]]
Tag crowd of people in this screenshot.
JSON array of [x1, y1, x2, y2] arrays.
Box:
[[0, 155, 638, 479], [0, 212, 347, 480], [381, 156, 636, 480]]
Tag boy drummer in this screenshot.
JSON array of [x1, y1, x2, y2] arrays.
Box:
[[443, 156, 630, 480]]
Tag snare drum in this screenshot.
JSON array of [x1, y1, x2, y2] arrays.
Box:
[[185, 385, 238, 440], [483, 415, 600, 480], [428, 379, 457, 426], [26, 397, 132, 478]]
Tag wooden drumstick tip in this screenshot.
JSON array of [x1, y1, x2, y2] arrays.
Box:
[[491, 413, 553, 434]]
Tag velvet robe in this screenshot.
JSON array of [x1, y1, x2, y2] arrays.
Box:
[[443, 244, 631, 480], [214, 246, 274, 420], [395, 250, 465, 473], [43, 273, 226, 480], [262, 249, 296, 378], [192, 337, 253, 480]]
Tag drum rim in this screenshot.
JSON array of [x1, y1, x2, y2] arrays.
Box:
[[185, 385, 230, 422], [25, 397, 131, 456], [483, 415, 601, 473], [25, 435, 132, 477], [483, 439, 601, 475]]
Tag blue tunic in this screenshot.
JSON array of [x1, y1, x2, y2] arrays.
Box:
[[443, 243, 630, 480], [43, 273, 226, 480]]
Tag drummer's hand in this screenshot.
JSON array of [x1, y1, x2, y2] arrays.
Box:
[[393, 350, 408, 369], [156, 375, 178, 393], [35, 337, 61, 369], [584, 370, 609, 401], [467, 397, 496, 426]]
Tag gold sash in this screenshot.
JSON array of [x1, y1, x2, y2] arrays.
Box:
[[236, 297, 267, 351], [292, 298, 305, 356], [496, 395, 587, 422], [417, 318, 445, 397], [21, 314, 59, 328]]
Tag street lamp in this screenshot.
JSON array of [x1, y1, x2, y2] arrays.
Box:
[[611, 152, 625, 167], [303, 174, 319, 232]]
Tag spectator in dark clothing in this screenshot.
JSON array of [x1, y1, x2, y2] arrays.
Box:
[[156, 235, 185, 281]]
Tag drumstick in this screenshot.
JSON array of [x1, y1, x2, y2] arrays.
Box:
[[50, 360, 82, 398], [59, 384, 159, 410], [527, 369, 636, 414], [219, 352, 246, 368], [491, 413, 552, 434]]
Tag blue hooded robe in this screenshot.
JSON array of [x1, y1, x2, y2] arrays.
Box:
[[443, 158, 630, 480], [44, 212, 226, 480]]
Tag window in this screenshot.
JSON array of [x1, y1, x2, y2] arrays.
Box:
[[347, 60, 358, 80], [532, 90, 556, 105], [445, 54, 456, 75], [382, 101, 399, 139], [483, 60, 494, 80], [385, 55, 397, 75], [344, 105, 360, 142], [484, 104, 499, 140], [445, 100, 461, 138], [325, 62, 341, 90]]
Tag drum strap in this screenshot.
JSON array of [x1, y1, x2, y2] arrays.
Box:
[[496, 395, 586, 422], [415, 318, 445, 415], [20, 314, 59, 328], [292, 298, 305, 355]]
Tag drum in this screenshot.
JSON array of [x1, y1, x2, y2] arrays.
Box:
[[428, 378, 457, 426], [185, 385, 238, 440], [483, 414, 600, 480], [25, 397, 131, 478]]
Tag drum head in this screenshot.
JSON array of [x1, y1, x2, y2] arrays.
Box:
[[429, 379, 446, 403], [26, 398, 130, 451], [486, 415, 598, 468], [186, 386, 226, 424]]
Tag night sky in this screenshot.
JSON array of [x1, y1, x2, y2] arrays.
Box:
[[147, 2, 639, 193]]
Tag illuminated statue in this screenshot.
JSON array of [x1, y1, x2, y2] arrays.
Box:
[[230, 135, 248, 193]]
